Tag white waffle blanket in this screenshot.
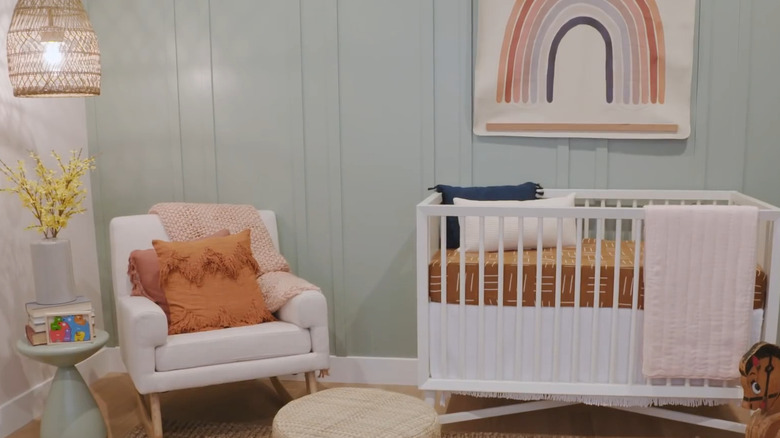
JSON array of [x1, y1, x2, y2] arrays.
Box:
[[642, 205, 758, 380]]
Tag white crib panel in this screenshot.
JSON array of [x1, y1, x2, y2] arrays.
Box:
[[429, 304, 764, 388]]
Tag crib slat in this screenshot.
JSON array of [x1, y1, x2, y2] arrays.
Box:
[[609, 218, 622, 383], [440, 216, 447, 378], [459, 217, 466, 379], [590, 218, 604, 382], [534, 217, 544, 381], [478, 216, 486, 380], [553, 217, 563, 382], [514, 217, 525, 380], [584, 199, 591, 237], [571, 218, 584, 382], [497, 217, 505, 380], [628, 219, 642, 384]]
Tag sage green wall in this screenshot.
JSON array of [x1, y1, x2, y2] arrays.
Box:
[[86, 0, 780, 358]]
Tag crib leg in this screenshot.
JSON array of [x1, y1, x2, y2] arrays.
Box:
[[424, 391, 436, 406]]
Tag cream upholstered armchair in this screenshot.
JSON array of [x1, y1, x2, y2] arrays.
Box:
[[109, 210, 329, 438]]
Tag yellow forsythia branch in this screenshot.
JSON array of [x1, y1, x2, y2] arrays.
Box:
[[0, 150, 96, 239]]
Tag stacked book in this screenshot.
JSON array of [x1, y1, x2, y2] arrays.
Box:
[[25, 296, 96, 346]]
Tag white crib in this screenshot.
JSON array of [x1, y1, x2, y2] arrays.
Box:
[[416, 189, 780, 432]]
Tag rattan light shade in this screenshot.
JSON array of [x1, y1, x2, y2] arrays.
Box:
[[6, 0, 100, 97]]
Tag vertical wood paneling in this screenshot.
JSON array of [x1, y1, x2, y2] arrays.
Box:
[[744, 0, 780, 206], [689, 0, 708, 189], [461, 0, 475, 186], [472, 139, 559, 186], [337, 0, 430, 357], [596, 141, 608, 189], [420, 1, 436, 198], [568, 139, 599, 189], [702, 0, 749, 190], [300, 0, 341, 355], [87, 0, 182, 343], [88, 1, 183, 210], [209, 0, 304, 269], [87, 0, 780, 359], [174, 0, 218, 202], [556, 141, 570, 188], [433, 0, 471, 186]]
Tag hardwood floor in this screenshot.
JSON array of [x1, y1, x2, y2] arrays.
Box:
[[8, 372, 750, 438]]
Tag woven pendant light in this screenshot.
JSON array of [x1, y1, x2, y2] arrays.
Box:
[[6, 0, 100, 97]]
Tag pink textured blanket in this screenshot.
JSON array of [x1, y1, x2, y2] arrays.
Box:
[[149, 203, 319, 312], [642, 205, 758, 380]]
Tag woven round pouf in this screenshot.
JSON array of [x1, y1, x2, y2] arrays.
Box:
[[272, 387, 440, 438]]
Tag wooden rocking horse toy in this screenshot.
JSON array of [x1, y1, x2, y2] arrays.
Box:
[[741, 342, 780, 438]]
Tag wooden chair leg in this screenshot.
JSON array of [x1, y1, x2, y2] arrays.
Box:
[[135, 391, 163, 438], [269, 376, 293, 403], [304, 371, 317, 394]]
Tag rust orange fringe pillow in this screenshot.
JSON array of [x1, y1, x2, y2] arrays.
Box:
[[152, 229, 275, 335]]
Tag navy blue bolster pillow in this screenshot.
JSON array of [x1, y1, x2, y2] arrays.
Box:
[[432, 182, 544, 249]]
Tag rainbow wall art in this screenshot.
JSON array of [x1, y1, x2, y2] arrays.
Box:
[[473, 0, 696, 139]]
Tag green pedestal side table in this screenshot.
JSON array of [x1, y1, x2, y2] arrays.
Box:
[[17, 329, 110, 438]]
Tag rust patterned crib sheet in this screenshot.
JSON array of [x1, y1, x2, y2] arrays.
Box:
[[428, 239, 767, 310]]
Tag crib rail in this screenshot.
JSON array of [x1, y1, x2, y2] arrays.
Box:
[[416, 189, 780, 404]]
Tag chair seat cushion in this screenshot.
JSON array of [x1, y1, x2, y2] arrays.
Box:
[[155, 321, 312, 372]]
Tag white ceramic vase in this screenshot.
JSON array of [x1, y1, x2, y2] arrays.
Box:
[[30, 238, 77, 305]]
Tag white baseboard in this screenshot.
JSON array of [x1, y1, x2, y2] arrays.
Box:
[[0, 349, 415, 437], [282, 356, 418, 386], [0, 346, 125, 438]]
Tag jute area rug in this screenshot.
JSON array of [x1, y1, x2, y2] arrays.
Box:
[[124, 420, 554, 438]]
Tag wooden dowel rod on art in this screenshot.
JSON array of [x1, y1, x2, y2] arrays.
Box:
[[485, 123, 679, 133]]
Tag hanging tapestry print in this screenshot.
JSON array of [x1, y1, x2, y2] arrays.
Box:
[[473, 0, 696, 139]]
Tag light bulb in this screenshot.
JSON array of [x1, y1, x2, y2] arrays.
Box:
[[42, 41, 63, 69]]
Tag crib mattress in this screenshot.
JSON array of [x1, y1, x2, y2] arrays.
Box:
[[428, 239, 767, 310]]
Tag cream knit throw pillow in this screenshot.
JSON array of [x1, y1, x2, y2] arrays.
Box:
[[149, 203, 319, 312]]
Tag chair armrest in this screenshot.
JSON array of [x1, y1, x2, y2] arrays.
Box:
[[276, 290, 329, 356], [117, 295, 169, 348], [116, 296, 168, 387], [275, 290, 328, 329]]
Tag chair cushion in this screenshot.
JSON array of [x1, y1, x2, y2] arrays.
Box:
[[155, 321, 312, 372]]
